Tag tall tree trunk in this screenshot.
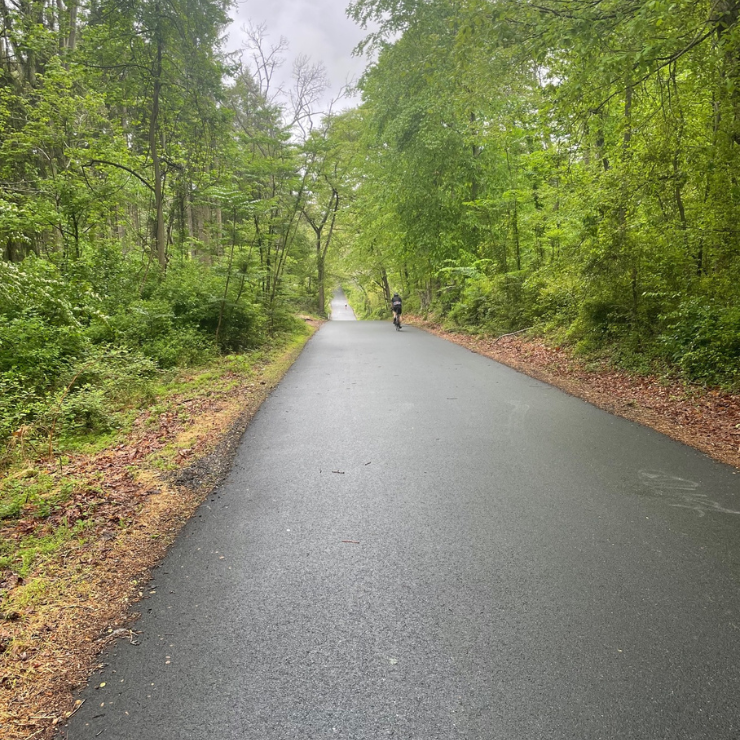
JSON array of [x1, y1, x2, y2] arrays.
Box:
[[149, 16, 166, 270], [470, 111, 480, 200], [215, 206, 223, 253], [67, 0, 78, 51], [131, 203, 141, 247], [317, 240, 325, 314], [512, 197, 521, 271], [0, 0, 20, 88], [619, 83, 639, 323], [216, 207, 237, 345], [380, 267, 391, 306], [185, 187, 194, 247]]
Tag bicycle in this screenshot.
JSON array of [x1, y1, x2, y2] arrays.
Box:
[[393, 312, 402, 331]]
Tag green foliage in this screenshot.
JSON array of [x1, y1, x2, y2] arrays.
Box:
[[14, 347, 159, 448], [659, 300, 740, 387], [0, 0, 342, 452], [107, 299, 212, 368], [0, 371, 50, 446], [0, 317, 87, 390], [339, 0, 740, 388]]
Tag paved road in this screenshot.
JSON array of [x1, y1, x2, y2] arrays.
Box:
[[64, 321, 740, 739], [330, 288, 356, 321]]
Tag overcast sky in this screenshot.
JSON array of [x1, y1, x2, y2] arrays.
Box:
[[226, 0, 372, 113]]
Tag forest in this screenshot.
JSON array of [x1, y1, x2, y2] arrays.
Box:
[[0, 0, 353, 452], [341, 0, 740, 389], [2, 0, 740, 457], [5, 4, 740, 733]]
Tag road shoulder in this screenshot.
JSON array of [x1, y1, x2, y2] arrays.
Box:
[[0, 321, 321, 740]]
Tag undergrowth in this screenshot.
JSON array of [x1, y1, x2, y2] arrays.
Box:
[[0, 320, 314, 592]]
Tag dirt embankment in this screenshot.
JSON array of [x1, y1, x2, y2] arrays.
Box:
[[410, 317, 740, 471]]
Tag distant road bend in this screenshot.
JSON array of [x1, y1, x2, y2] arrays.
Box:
[[65, 296, 740, 739]]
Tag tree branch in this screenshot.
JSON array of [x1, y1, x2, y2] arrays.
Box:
[[84, 160, 155, 193]]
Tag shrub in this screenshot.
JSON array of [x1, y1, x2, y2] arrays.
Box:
[[0, 370, 49, 446], [59, 384, 112, 434], [0, 315, 88, 391], [141, 327, 217, 369], [108, 298, 177, 348], [52, 348, 159, 435], [149, 262, 266, 348], [659, 300, 740, 387], [444, 271, 531, 334], [0, 347, 160, 447]]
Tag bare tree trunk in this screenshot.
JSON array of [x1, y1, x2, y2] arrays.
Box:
[[0, 0, 20, 87], [117, 212, 127, 252], [269, 176, 307, 310], [304, 187, 339, 316], [215, 206, 223, 253], [186, 189, 194, 244], [317, 241, 325, 314], [619, 83, 640, 322], [131, 203, 141, 246], [380, 267, 391, 306], [505, 147, 520, 272], [196, 205, 205, 243], [149, 16, 166, 270], [215, 210, 237, 345], [512, 197, 521, 271], [68, 0, 78, 51], [550, 191, 560, 262]]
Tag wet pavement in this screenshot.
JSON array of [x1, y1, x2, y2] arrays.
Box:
[[329, 288, 356, 321], [64, 319, 740, 739]]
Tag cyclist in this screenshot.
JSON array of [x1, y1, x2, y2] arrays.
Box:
[[391, 292, 402, 328]]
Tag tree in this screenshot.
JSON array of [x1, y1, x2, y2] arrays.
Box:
[[300, 110, 359, 314], [84, 0, 231, 269], [343, 0, 740, 384]]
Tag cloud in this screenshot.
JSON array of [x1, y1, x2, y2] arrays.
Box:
[[226, 0, 370, 111]]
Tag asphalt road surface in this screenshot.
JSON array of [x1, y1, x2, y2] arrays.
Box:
[[330, 289, 357, 321], [64, 318, 740, 739]]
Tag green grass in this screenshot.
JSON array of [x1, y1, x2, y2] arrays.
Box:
[[0, 519, 92, 579], [0, 472, 82, 523], [0, 321, 317, 584]]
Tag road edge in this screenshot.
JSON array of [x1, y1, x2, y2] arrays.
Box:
[[1, 322, 321, 740], [409, 318, 740, 471]]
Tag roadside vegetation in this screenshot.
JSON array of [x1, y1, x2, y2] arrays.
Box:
[[0, 0, 346, 460], [0, 1, 334, 735], [337, 0, 740, 391], [0, 325, 317, 738], [0, 0, 343, 579]]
